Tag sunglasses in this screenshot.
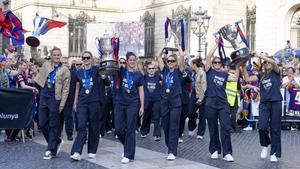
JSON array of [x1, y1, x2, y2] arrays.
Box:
[[148, 67, 155, 70], [213, 61, 221, 64], [120, 61, 126, 64], [167, 60, 176, 64], [82, 57, 91, 60], [76, 64, 82, 66]]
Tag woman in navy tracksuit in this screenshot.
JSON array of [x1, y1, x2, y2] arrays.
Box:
[[178, 68, 192, 143], [204, 45, 240, 162], [70, 51, 108, 161], [140, 63, 161, 140], [242, 54, 282, 162], [114, 52, 144, 164], [156, 45, 185, 161]]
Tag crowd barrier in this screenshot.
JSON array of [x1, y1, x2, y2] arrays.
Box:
[[249, 88, 300, 122]]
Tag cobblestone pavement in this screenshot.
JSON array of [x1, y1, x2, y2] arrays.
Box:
[[0, 129, 300, 169], [105, 129, 300, 169], [0, 141, 107, 169]]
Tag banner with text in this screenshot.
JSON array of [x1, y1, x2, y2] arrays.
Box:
[[0, 88, 33, 129]]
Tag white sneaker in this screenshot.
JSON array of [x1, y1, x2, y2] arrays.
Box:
[[88, 153, 96, 159], [188, 130, 195, 136], [270, 154, 278, 162], [260, 146, 268, 159], [223, 154, 234, 162], [167, 153, 176, 161], [178, 138, 183, 143], [43, 150, 53, 160], [140, 134, 147, 138], [154, 136, 161, 141], [56, 139, 64, 155], [210, 151, 219, 159], [243, 126, 253, 131], [121, 157, 130, 164], [70, 152, 81, 161], [196, 135, 204, 139]]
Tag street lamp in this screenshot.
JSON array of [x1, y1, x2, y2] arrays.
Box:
[[190, 6, 211, 57]]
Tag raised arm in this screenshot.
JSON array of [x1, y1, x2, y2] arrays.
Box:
[[155, 47, 165, 71], [177, 45, 185, 72], [259, 54, 279, 74], [227, 65, 240, 82], [30, 47, 45, 67], [205, 44, 218, 72], [241, 65, 259, 82]]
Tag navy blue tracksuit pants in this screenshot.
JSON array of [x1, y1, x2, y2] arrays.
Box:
[[114, 101, 139, 160], [205, 98, 232, 156], [39, 96, 61, 155], [71, 101, 102, 154], [140, 101, 161, 137], [179, 103, 189, 137], [59, 101, 74, 136], [161, 97, 181, 156], [188, 101, 206, 136], [258, 101, 282, 157]]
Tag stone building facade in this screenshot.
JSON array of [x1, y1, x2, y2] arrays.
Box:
[[4, 0, 300, 59]]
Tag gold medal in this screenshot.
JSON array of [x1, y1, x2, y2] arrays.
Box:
[[47, 83, 51, 88], [166, 89, 170, 93], [85, 89, 90, 94]]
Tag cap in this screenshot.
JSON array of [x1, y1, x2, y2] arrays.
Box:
[[0, 55, 7, 62]]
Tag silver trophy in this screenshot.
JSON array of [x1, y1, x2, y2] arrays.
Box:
[[96, 33, 119, 74], [164, 18, 180, 52], [217, 20, 250, 66]]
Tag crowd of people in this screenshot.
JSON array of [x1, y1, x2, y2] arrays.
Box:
[[0, 40, 299, 164]]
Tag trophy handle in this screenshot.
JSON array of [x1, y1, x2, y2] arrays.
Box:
[[95, 37, 102, 58]]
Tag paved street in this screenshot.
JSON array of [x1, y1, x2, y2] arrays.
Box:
[[0, 128, 300, 169]]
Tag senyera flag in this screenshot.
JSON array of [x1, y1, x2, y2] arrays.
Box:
[[0, 9, 28, 47]]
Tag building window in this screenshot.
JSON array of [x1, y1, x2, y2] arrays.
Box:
[[141, 11, 155, 58], [69, 22, 86, 58], [291, 9, 300, 47], [68, 11, 94, 58]]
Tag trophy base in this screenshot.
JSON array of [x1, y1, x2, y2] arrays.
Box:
[[99, 60, 119, 75], [26, 36, 40, 47], [164, 47, 178, 52], [229, 47, 250, 67]]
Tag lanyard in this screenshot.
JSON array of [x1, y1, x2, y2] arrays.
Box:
[[83, 67, 93, 90], [165, 71, 173, 89], [47, 63, 61, 85], [126, 69, 133, 90]]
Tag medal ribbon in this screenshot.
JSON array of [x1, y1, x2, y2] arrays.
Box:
[[83, 67, 93, 90], [126, 69, 133, 90], [165, 71, 173, 90], [235, 22, 252, 71], [217, 33, 227, 67], [180, 17, 185, 52], [96, 37, 102, 59], [47, 63, 61, 86], [164, 17, 170, 39]]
